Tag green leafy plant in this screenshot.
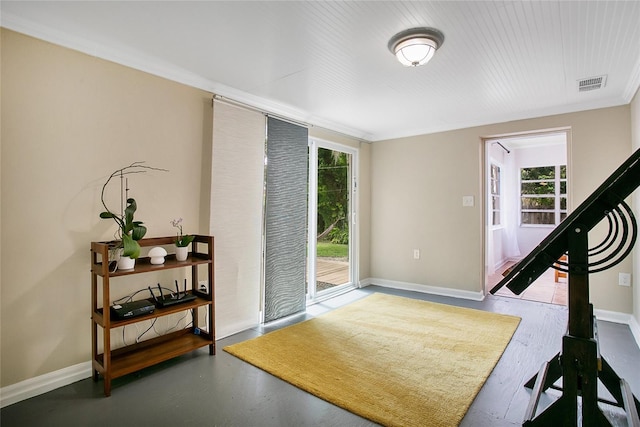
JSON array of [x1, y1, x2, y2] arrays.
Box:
[[100, 198, 146, 259], [171, 218, 195, 247], [99, 162, 167, 259]]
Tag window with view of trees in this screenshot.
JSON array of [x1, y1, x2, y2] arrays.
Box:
[[317, 148, 350, 245], [520, 165, 567, 225], [490, 163, 501, 226]]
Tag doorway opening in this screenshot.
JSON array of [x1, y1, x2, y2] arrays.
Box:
[[485, 130, 570, 305], [307, 139, 357, 302]]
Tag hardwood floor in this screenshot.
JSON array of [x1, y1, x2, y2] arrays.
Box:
[[316, 257, 349, 286], [489, 261, 568, 306], [1, 285, 638, 426]]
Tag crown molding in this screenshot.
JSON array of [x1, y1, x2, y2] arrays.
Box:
[[623, 54, 640, 103]]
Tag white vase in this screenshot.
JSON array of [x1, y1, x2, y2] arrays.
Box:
[[117, 254, 136, 270], [175, 245, 189, 261]]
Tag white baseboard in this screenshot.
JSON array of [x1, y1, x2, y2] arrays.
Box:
[[361, 277, 485, 301], [629, 315, 640, 349], [0, 361, 92, 409], [594, 308, 633, 325]]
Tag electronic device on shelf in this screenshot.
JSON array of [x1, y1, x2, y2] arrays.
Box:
[[110, 299, 156, 319], [148, 279, 196, 307]]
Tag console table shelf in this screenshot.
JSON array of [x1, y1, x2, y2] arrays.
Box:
[[90, 235, 215, 396], [90, 254, 211, 277], [94, 330, 213, 379], [93, 292, 210, 328]]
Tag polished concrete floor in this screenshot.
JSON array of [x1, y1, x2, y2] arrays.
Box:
[[2, 285, 639, 426]]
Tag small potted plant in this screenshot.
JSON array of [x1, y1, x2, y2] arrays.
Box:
[[171, 218, 195, 261], [100, 198, 145, 269], [99, 162, 167, 269]]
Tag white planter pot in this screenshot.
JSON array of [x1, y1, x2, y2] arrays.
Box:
[[175, 245, 189, 261], [117, 254, 136, 270]]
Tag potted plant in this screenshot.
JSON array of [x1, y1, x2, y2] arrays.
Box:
[[171, 218, 195, 261], [100, 198, 145, 269], [99, 162, 167, 269]]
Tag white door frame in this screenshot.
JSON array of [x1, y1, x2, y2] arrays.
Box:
[[482, 128, 571, 296]]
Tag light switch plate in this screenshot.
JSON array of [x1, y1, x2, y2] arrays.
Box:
[[462, 196, 475, 207]]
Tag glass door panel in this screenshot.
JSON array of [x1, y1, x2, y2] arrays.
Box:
[[316, 147, 350, 292], [307, 141, 355, 301]]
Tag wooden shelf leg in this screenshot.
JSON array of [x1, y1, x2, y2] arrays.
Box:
[[104, 377, 111, 397]]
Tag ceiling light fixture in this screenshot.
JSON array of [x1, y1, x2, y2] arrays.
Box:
[[388, 27, 444, 67]]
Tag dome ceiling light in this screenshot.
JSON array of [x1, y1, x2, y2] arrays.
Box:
[[388, 27, 445, 67]]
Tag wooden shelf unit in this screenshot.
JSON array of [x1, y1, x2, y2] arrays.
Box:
[[90, 235, 215, 396]]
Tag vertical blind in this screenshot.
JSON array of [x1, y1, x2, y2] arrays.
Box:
[[210, 100, 265, 336], [263, 117, 309, 322]]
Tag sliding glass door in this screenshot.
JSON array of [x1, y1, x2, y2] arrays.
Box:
[[307, 140, 357, 301]]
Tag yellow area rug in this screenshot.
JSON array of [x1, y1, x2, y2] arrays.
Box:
[[224, 293, 520, 427]]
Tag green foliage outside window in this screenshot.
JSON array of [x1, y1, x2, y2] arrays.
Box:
[[521, 181, 555, 195], [317, 148, 350, 245], [520, 165, 567, 225], [521, 166, 555, 180], [521, 197, 556, 209]]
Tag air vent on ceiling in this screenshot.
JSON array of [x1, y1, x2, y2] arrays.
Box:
[[577, 75, 607, 92]]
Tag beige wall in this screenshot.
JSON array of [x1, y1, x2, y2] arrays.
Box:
[[0, 29, 369, 389], [631, 88, 640, 327], [370, 130, 483, 291], [370, 106, 634, 313], [1, 29, 211, 386]]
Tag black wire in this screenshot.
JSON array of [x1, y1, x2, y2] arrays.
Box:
[[136, 318, 157, 343], [113, 285, 183, 306], [112, 288, 150, 305], [114, 283, 192, 344]]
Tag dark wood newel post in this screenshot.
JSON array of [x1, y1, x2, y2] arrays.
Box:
[[567, 224, 591, 340], [491, 148, 640, 426]]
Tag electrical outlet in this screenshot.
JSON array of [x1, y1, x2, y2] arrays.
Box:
[[198, 280, 208, 292], [413, 249, 420, 260], [618, 273, 631, 287], [462, 196, 474, 207]]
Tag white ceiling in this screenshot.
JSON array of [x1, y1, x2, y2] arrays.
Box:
[[2, 1, 639, 141]]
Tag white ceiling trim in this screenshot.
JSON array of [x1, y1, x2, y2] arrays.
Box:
[[371, 97, 624, 142], [623, 55, 640, 103], [1, 12, 374, 141]]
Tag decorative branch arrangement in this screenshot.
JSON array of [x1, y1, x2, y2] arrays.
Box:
[[99, 161, 168, 259]]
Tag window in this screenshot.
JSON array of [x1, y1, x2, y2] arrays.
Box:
[[520, 165, 567, 225], [490, 163, 501, 226]]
